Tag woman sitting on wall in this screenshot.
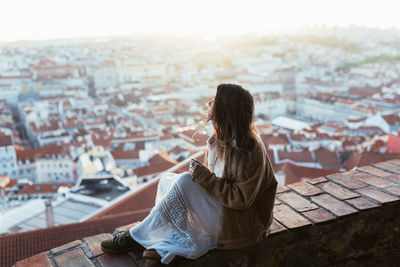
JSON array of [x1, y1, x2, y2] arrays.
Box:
[[101, 83, 278, 265]]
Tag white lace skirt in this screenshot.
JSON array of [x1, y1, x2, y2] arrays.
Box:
[[129, 172, 222, 264]]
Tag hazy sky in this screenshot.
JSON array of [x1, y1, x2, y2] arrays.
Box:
[[1, 0, 399, 43]]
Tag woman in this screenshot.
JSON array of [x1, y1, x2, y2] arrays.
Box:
[[101, 83, 278, 265]]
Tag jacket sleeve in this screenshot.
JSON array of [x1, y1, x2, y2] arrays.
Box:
[[192, 147, 275, 210]]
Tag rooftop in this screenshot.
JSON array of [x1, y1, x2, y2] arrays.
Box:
[[73, 177, 130, 202]]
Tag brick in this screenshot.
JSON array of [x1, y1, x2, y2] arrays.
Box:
[[318, 182, 359, 200], [386, 159, 400, 166], [273, 204, 311, 229], [350, 172, 394, 188], [15, 252, 52, 267], [374, 162, 400, 174], [287, 181, 322, 196], [115, 222, 140, 234], [346, 197, 380, 210], [277, 191, 318, 212], [357, 166, 393, 178], [302, 208, 335, 223], [356, 186, 399, 204], [385, 185, 400, 196], [311, 194, 357, 217], [326, 173, 367, 189], [83, 233, 112, 258], [385, 174, 400, 184], [54, 248, 94, 267], [268, 219, 287, 234], [277, 186, 290, 193], [342, 170, 360, 175], [307, 176, 327, 184], [97, 253, 137, 267], [51, 240, 82, 254]]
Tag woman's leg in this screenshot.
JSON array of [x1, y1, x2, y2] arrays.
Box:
[[128, 172, 222, 264]]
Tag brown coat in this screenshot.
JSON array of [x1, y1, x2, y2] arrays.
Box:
[[192, 136, 277, 250]]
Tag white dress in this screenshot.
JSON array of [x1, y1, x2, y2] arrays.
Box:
[[129, 146, 223, 264]]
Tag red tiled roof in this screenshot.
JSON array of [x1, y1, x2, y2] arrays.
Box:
[[111, 150, 140, 159], [313, 147, 341, 170], [261, 133, 289, 146], [180, 130, 208, 147], [370, 139, 386, 152], [61, 120, 84, 128], [277, 162, 339, 185], [15, 143, 70, 163], [382, 113, 400, 126], [168, 145, 187, 155], [289, 132, 307, 141], [92, 136, 112, 148], [348, 118, 366, 123], [343, 151, 400, 170], [133, 160, 177, 177], [17, 183, 73, 194], [349, 87, 378, 97], [278, 151, 315, 163], [266, 149, 277, 168], [0, 209, 150, 267], [0, 132, 12, 146], [148, 151, 177, 165]]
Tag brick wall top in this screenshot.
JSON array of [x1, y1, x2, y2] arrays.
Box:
[[13, 159, 400, 267]]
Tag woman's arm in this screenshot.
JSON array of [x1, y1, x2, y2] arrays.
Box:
[[191, 148, 276, 210]]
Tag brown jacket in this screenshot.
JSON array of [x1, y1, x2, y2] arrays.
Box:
[[192, 136, 277, 250]]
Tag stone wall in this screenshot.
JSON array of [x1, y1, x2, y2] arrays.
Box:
[[14, 159, 400, 267]]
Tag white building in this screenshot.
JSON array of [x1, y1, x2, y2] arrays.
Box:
[[0, 130, 17, 178]]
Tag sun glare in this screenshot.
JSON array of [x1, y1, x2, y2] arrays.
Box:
[[1, 0, 400, 42]]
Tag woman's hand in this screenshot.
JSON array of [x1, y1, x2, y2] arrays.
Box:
[[189, 158, 201, 176]]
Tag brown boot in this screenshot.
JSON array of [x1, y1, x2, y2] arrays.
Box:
[[101, 230, 143, 254]]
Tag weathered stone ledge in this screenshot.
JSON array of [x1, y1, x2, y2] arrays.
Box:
[[14, 159, 400, 267]]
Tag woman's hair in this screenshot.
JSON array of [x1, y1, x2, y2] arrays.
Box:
[[205, 83, 261, 181]]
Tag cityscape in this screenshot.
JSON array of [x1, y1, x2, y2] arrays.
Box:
[[1, 25, 400, 265]]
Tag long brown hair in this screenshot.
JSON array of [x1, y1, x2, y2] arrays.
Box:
[[203, 83, 264, 181]]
